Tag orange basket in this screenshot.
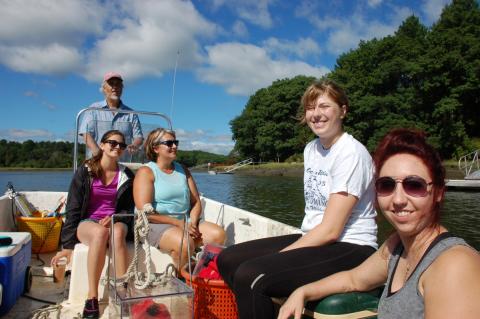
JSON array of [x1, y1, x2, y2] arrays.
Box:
[[16, 211, 62, 253], [181, 265, 238, 319]]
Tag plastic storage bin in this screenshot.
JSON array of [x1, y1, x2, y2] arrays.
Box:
[[113, 276, 194, 318], [16, 211, 62, 253], [0, 232, 32, 316]]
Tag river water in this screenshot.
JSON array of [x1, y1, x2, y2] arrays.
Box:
[[1, 170, 479, 250]]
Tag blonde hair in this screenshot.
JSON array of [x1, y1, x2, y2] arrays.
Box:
[[299, 79, 349, 124], [144, 128, 176, 161]]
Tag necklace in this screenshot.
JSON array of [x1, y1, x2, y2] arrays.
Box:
[[402, 233, 437, 283], [403, 263, 411, 283]]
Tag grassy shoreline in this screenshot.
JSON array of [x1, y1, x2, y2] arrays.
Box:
[[0, 167, 71, 171], [210, 160, 464, 179], [1, 160, 464, 179]]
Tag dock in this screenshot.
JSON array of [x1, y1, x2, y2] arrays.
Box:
[[446, 179, 480, 191]]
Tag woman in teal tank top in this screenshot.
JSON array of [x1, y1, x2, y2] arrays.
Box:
[[134, 128, 226, 269], [278, 129, 480, 319]]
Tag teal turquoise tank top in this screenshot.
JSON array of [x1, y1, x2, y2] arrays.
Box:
[[377, 233, 470, 318], [145, 161, 190, 219]]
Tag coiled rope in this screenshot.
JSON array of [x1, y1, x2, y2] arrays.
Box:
[[120, 203, 176, 289]]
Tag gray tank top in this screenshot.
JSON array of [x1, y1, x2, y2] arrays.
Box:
[[377, 233, 469, 319]]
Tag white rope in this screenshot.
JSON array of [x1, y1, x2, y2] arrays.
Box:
[[119, 203, 177, 289], [31, 304, 62, 319], [121, 203, 155, 289]]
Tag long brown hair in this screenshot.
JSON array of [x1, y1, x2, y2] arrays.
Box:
[[85, 130, 125, 178]]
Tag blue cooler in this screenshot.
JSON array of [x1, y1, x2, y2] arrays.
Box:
[[0, 232, 31, 316]]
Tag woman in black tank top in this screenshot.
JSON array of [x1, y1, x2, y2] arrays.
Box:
[[278, 128, 480, 319]]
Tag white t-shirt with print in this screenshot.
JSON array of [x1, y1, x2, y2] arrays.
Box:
[[301, 133, 377, 249]]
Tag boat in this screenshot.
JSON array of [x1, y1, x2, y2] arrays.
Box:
[[446, 149, 480, 191], [0, 191, 302, 318], [0, 109, 382, 318], [0, 108, 304, 318]]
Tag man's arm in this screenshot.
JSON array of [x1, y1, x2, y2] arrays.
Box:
[[127, 114, 143, 153], [84, 132, 100, 156]]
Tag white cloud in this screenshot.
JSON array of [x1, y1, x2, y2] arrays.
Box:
[[197, 43, 329, 96], [0, 0, 217, 81], [23, 89, 57, 110], [0, 44, 83, 75], [0, 129, 55, 141], [186, 141, 234, 155], [175, 128, 233, 155], [235, 0, 274, 28], [263, 37, 321, 59], [422, 0, 451, 24], [325, 15, 401, 54], [297, 2, 413, 55], [0, 0, 104, 45], [232, 20, 249, 38], [0, 0, 103, 74], [368, 0, 383, 8], [207, 0, 275, 28], [83, 0, 217, 82]]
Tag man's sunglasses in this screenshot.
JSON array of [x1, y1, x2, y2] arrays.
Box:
[[156, 140, 179, 147], [104, 140, 127, 150], [375, 175, 433, 197]]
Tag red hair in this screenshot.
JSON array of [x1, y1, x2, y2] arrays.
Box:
[[373, 128, 445, 226]]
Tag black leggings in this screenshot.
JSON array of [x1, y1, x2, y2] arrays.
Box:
[[217, 234, 376, 319]]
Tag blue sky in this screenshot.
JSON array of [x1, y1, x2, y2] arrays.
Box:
[[0, 0, 451, 155]]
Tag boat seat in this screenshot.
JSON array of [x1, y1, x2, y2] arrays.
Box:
[[68, 242, 173, 304], [274, 287, 383, 319]]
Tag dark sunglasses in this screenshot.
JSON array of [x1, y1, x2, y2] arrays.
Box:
[[104, 140, 127, 150], [156, 139, 179, 147], [375, 175, 433, 197]]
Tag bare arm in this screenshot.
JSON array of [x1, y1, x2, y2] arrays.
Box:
[[282, 192, 357, 251], [127, 114, 143, 153], [126, 137, 143, 154], [278, 241, 391, 319], [133, 166, 183, 227], [84, 133, 100, 156], [423, 246, 480, 319], [133, 137, 143, 146]]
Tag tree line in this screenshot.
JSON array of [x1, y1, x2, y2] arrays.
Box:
[[231, 0, 480, 161], [0, 139, 227, 168]]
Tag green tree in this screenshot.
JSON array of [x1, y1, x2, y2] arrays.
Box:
[[332, 16, 430, 152], [230, 76, 314, 161], [420, 0, 480, 156]]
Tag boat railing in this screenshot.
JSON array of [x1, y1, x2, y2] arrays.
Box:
[[458, 149, 480, 178], [224, 158, 253, 173], [73, 107, 172, 171]]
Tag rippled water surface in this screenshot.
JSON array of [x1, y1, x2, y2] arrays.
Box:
[[1, 171, 479, 249]]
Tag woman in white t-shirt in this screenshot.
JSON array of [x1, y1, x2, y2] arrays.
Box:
[[217, 80, 378, 319]]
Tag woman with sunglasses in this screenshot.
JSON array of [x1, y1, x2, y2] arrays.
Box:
[[133, 128, 225, 269], [51, 130, 135, 319], [278, 128, 480, 319], [217, 80, 378, 319]]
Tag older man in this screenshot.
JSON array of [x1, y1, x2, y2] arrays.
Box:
[[79, 72, 143, 160]]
